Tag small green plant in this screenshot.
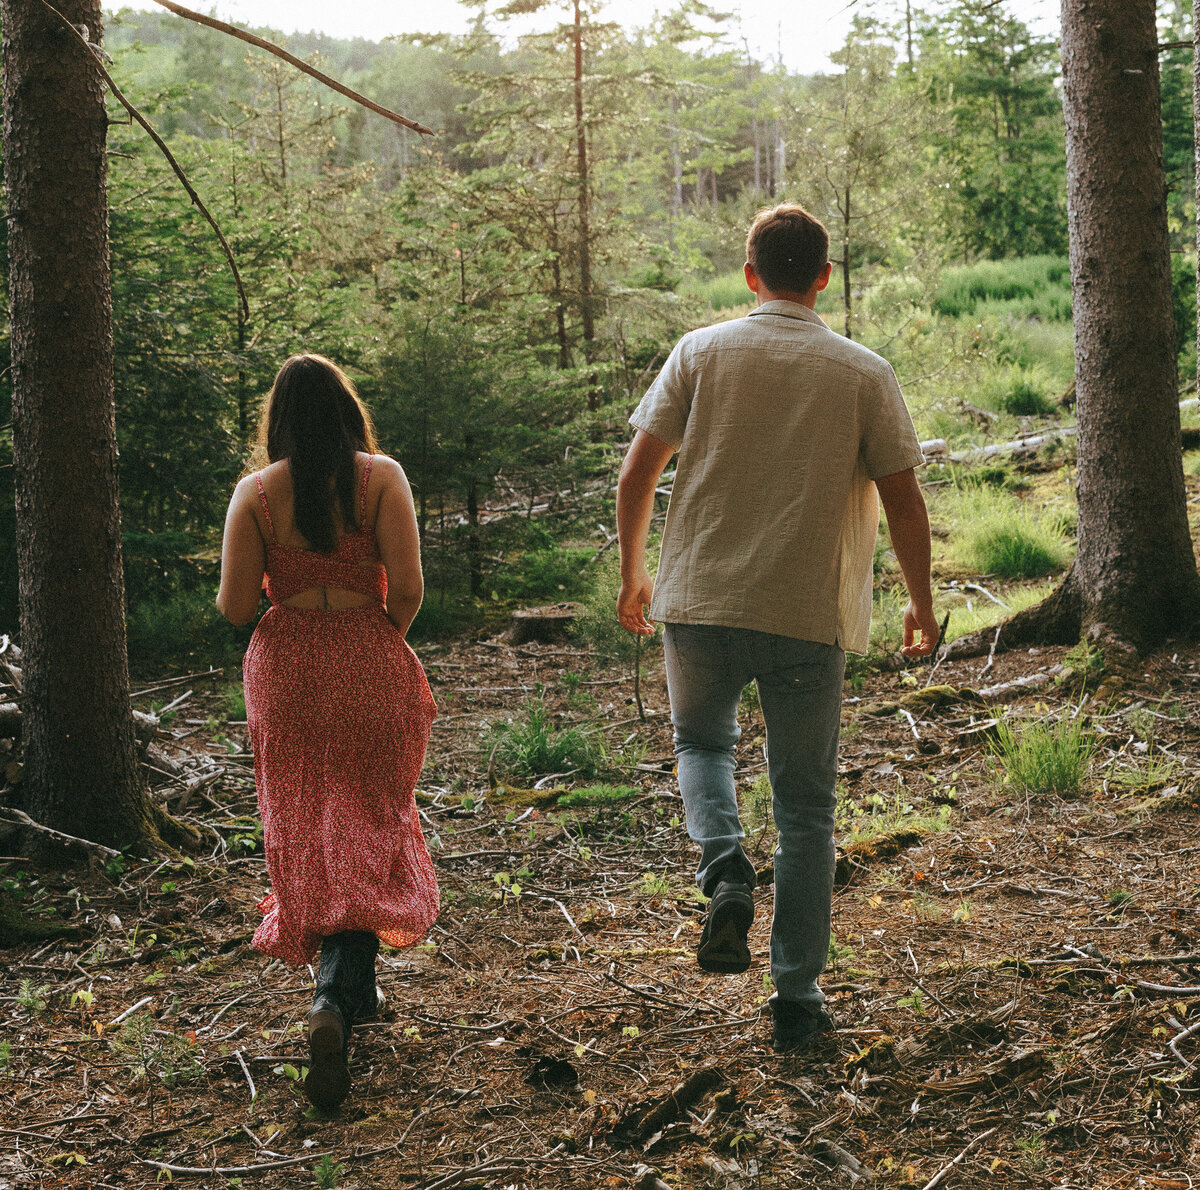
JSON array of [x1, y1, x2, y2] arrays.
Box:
[[221, 683, 247, 721], [1063, 641, 1105, 682], [739, 682, 761, 715], [828, 933, 854, 968], [0, 1040, 11, 1072], [149, 700, 178, 728], [18, 979, 51, 1016], [1109, 752, 1178, 789], [910, 892, 943, 921], [312, 1151, 345, 1190], [1106, 888, 1135, 908], [1125, 706, 1159, 743], [110, 1013, 204, 1090], [487, 700, 605, 779], [1015, 1133, 1046, 1171], [226, 817, 263, 856], [993, 711, 1096, 797], [897, 988, 926, 1016], [741, 773, 773, 832], [640, 872, 671, 898]]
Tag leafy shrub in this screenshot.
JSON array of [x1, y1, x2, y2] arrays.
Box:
[[127, 588, 248, 669], [221, 682, 246, 721], [994, 713, 1096, 797], [1001, 376, 1055, 417], [572, 551, 661, 664], [407, 595, 464, 641], [487, 700, 605, 779], [491, 546, 592, 603]]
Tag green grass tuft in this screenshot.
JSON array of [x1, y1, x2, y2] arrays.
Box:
[[488, 700, 605, 779], [679, 269, 754, 311], [950, 489, 1071, 578], [933, 256, 1071, 320], [994, 713, 1096, 797]]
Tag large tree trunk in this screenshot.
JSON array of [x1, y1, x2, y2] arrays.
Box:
[[948, 0, 1200, 660], [2, 0, 158, 850]]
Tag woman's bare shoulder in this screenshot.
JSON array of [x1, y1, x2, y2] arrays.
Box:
[[364, 453, 406, 483]]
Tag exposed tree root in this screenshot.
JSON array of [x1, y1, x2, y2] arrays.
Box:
[[942, 574, 1082, 662]]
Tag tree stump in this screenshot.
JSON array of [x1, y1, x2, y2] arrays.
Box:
[[503, 602, 583, 646]]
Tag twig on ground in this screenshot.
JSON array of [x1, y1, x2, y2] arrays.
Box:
[[234, 1049, 257, 1101], [110, 995, 155, 1025], [980, 625, 1002, 677], [919, 1126, 999, 1190], [142, 1152, 331, 1176]]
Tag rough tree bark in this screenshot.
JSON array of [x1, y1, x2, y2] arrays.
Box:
[[946, 0, 1200, 660], [1, 0, 166, 851]]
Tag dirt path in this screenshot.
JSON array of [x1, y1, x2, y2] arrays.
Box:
[[2, 638, 1199, 1188]]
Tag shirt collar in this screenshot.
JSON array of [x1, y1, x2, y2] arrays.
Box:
[[747, 299, 826, 326]]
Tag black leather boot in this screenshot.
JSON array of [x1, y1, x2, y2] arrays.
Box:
[[304, 931, 377, 1112]]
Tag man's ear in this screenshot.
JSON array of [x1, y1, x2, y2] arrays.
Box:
[[744, 262, 760, 294], [815, 261, 834, 292]]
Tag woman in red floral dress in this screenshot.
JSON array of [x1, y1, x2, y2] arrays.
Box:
[[217, 355, 438, 1111]]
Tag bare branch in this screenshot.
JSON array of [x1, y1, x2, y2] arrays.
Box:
[[150, 0, 436, 136], [38, 0, 250, 320]]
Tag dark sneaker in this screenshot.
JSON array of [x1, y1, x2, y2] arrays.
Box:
[[305, 1008, 351, 1112], [771, 999, 832, 1053], [697, 881, 755, 973]]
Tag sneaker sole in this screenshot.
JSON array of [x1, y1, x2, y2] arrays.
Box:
[[697, 894, 754, 974], [305, 1010, 350, 1112]]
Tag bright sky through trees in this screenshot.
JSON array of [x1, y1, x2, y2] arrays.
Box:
[[110, 0, 1059, 75]]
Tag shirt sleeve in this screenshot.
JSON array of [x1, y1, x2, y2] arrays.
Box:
[[629, 336, 691, 451], [859, 361, 926, 479]]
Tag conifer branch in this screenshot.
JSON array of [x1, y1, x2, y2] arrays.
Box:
[[150, 0, 437, 136], [38, 0, 250, 320]]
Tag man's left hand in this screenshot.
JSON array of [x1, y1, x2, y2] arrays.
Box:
[[901, 601, 939, 658], [617, 570, 656, 636]]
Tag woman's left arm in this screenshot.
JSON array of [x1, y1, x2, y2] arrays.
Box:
[[217, 476, 268, 626]]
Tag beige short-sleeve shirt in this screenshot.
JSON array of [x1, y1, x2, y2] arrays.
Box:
[[629, 300, 925, 654]]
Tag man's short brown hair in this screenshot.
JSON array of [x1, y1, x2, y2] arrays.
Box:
[[745, 204, 829, 296]]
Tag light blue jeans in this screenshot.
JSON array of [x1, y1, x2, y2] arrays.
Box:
[[663, 624, 845, 1008]]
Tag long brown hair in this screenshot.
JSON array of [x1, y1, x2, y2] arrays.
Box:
[[255, 355, 379, 553]]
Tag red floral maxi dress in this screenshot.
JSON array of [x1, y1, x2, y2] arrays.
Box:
[[243, 458, 439, 965]]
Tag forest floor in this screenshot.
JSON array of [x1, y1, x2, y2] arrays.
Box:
[[3, 626, 1200, 1190]]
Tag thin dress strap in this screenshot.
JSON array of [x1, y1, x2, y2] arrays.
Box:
[[359, 456, 373, 530], [255, 473, 278, 544]]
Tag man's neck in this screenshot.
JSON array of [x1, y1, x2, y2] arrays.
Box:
[[755, 286, 820, 310]]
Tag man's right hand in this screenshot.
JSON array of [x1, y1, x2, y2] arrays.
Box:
[[617, 570, 656, 636], [901, 601, 940, 658]]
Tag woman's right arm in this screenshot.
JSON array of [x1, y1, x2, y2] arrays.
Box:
[[373, 456, 424, 638], [217, 476, 268, 626]]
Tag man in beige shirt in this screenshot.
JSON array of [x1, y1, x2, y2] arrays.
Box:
[[616, 203, 938, 1052]]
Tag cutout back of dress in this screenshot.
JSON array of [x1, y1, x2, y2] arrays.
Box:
[[256, 457, 387, 606]]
